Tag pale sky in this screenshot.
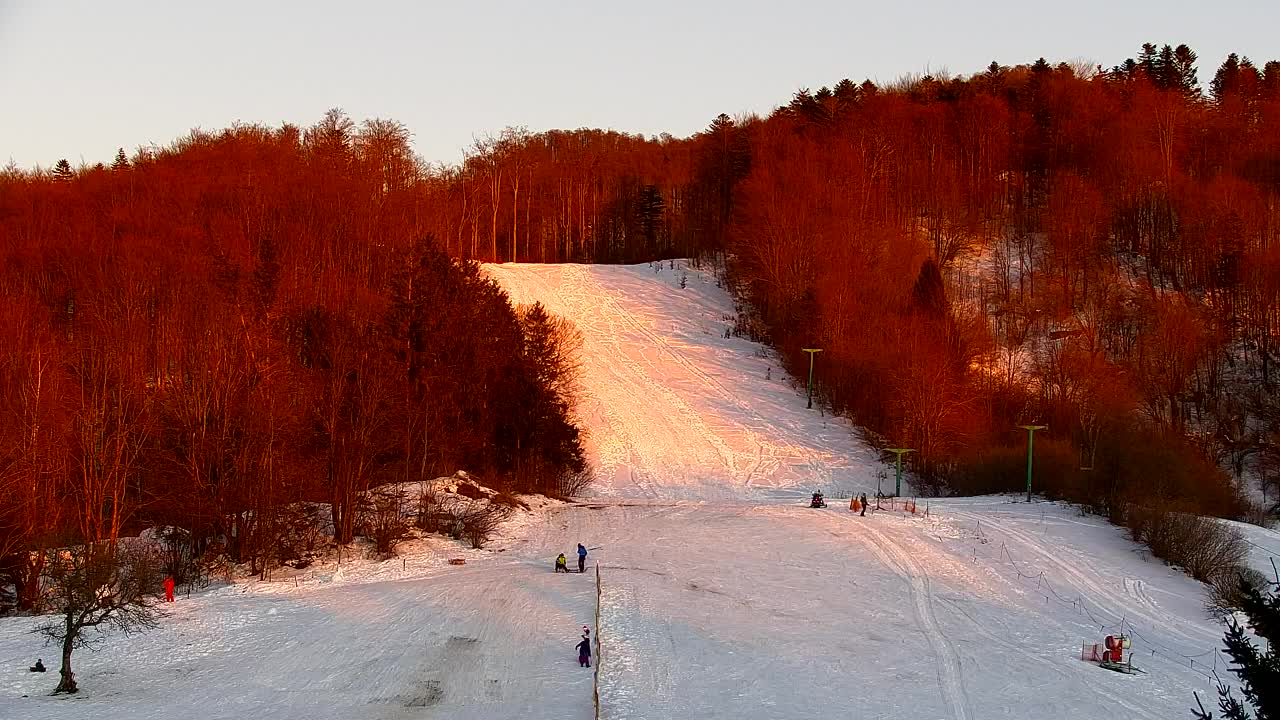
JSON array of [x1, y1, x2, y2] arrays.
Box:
[[1, 0, 1276, 170]]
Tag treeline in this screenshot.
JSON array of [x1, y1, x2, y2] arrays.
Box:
[[7, 42, 1280, 607], [418, 44, 1280, 523], [0, 116, 585, 610], [718, 45, 1280, 524]]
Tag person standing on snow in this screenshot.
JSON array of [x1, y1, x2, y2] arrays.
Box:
[[577, 543, 588, 573], [577, 635, 592, 667], [163, 576, 176, 602], [860, 493, 868, 517]]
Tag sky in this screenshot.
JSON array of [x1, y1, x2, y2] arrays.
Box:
[[1, 0, 1277, 170]]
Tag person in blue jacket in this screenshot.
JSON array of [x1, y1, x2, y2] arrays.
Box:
[[577, 543, 588, 573]]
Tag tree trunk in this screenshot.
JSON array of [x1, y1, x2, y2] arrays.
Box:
[[511, 175, 519, 262], [15, 551, 45, 611], [56, 612, 77, 693]]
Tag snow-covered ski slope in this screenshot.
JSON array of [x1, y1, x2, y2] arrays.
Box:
[[486, 261, 878, 500], [490, 262, 1270, 719], [4, 260, 1278, 720], [1, 549, 598, 720]]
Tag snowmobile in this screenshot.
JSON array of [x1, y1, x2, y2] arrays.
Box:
[[810, 492, 826, 508]]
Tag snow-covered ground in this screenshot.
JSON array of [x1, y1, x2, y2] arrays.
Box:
[[3, 261, 1278, 720], [486, 261, 878, 501]]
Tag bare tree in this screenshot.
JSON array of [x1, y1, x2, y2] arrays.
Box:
[[38, 541, 162, 694]]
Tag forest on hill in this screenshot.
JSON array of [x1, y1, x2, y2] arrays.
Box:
[[420, 43, 1280, 524], [4, 43, 1280, 607], [0, 120, 587, 609]]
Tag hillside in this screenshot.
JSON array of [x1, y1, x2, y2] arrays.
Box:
[[2, 260, 1275, 720]]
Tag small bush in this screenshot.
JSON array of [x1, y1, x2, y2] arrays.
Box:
[[1124, 505, 1247, 582], [272, 504, 325, 563], [1206, 565, 1271, 618], [158, 527, 195, 585], [1179, 518, 1247, 582], [362, 488, 410, 555], [414, 489, 453, 535], [557, 468, 595, 498], [459, 505, 511, 549]]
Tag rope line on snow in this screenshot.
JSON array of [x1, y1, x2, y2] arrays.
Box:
[[1239, 535, 1278, 555], [594, 562, 602, 720], [954, 519, 1234, 681]]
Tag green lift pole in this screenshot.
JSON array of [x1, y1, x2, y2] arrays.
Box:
[[802, 348, 823, 409], [1018, 425, 1047, 503], [885, 448, 915, 498]]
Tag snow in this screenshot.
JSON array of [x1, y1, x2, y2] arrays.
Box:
[[2, 260, 1272, 719], [484, 261, 880, 501]]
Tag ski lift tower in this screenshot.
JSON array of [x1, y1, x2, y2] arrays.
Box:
[[1018, 425, 1047, 503], [802, 348, 823, 409], [885, 448, 914, 498]]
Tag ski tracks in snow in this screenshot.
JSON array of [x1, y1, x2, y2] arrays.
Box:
[[950, 510, 1217, 649], [853, 514, 973, 720], [488, 263, 866, 498]]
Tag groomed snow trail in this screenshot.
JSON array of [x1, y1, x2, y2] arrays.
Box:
[[486, 262, 878, 500], [854, 514, 973, 720]]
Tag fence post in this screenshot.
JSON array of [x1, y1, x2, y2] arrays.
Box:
[[594, 562, 601, 720]]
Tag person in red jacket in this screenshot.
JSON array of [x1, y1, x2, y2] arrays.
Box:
[[163, 576, 175, 602]]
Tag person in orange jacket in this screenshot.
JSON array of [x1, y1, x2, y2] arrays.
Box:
[[163, 576, 175, 602]]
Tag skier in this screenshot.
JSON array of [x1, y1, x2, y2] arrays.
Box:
[[577, 543, 588, 573], [576, 635, 592, 667], [555, 553, 568, 573], [163, 576, 176, 602], [29, 659, 45, 673], [860, 493, 868, 517]]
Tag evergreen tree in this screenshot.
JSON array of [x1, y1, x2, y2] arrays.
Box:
[[1155, 45, 1179, 90], [909, 258, 949, 319], [1192, 580, 1279, 719], [1212, 54, 1243, 102], [1137, 43, 1160, 80], [634, 183, 665, 253], [693, 113, 751, 253], [1263, 62, 1280, 100], [111, 148, 129, 171], [52, 158, 73, 182], [1173, 45, 1201, 97], [832, 78, 859, 104]]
